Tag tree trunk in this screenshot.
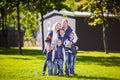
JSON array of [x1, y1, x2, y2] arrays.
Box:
[[17, 0, 22, 54], [99, 0, 109, 54], [1, 6, 8, 48], [40, 0, 45, 51], [102, 23, 108, 54], [5, 4, 9, 48]]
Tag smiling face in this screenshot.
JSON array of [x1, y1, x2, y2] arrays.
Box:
[[63, 19, 68, 30], [55, 23, 61, 32], [59, 29, 65, 37], [69, 32, 74, 40], [57, 39, 62, 46]]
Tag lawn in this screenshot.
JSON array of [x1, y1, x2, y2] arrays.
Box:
[[0, 47, 120, 80]]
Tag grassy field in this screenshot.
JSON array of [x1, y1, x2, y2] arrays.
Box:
[[0, 47, 120, 80]]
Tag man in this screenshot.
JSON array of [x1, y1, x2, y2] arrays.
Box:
[[62, 19, 78, 76]]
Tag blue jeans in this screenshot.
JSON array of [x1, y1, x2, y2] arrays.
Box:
[[54, 59, 63, 75], [70, 54, 76, 74], [42, 59, 47, 74], [65, 52, 70, 75], [47, 60, 52, 75]]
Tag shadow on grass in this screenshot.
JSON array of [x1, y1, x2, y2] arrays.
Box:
[[66, 74, 118, 80], [0, 48, 44, 56], [6, 56, 46, 61], [76, 55, 120, 67], [1, 48, 120, 67], [0, 48, 46, 60]]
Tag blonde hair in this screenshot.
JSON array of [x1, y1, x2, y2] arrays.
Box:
[[52, 22, 61, 31]]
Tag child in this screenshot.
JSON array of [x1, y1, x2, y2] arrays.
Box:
[[54, 39, 64, 75], [64, 32, 77, 76], [58, 29, 66, 62]]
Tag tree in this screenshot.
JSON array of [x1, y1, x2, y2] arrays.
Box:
[[77, 0, 120, 53], [29, 0, 70, 50], [0, 0, 16, 48]]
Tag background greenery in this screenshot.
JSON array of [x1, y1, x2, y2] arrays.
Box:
[[0, 47, 120, 80]]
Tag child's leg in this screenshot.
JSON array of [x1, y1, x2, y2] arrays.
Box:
[[47, 60, 52, 75], [58, 59, 63, 75], [54, 59, 58, 75]]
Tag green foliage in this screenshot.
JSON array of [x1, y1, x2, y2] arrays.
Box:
[[62, 14, 68, 18], [0, 0, 71, 37], [0, 48, 120, 80], [77, 0, 120, 26]]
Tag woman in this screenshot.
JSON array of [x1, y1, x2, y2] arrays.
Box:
[[42, 22, 61, 76]]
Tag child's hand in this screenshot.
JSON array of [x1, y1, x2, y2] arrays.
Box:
[[76, 46, 79, 50], [51, 45, 55, 50], [68, 50, 72, 53], [68, 43, 71, 48]]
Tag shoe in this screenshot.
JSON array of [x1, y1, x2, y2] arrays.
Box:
[[66, 73, 69, 76], [42, 73, 45, 76], [59, 73, 63, 76], [69, 73, 74, 76], [42, 72, 45, 76]]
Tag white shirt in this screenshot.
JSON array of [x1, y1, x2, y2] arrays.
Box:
[[51, 31, 58, 46]]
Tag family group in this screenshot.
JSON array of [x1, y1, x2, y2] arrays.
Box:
[[42, 19, 78, 76]]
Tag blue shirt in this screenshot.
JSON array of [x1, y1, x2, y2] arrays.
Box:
[[62, 26, 72, 40], [46, 50, 52, 61], [54, 45, 63, 59]]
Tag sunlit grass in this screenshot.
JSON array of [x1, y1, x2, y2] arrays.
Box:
[[0, 47, 120, 80]]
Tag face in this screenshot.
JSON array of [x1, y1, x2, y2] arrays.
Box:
[[57, 40, 62, 46], [55, 23, 61, 32], [69, 33, 74, 39], [60, 29, 65, 37], [63, 20, 68, 29]]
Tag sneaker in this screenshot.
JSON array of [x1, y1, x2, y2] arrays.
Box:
[[59, 73, 63, 76], [42, 72, 45, 76], [69, 73, 74, 76], [42, 73, 45, 76]]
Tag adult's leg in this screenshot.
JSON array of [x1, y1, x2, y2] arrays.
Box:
[[65, 52, 70, 76], [42, 59, 47, 75], [70, 54, 75, 75]]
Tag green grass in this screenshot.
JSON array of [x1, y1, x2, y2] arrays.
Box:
[[0, 47, 120, 80]]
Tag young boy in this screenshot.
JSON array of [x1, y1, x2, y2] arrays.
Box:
[[64, 32, 77, 76], [54, 39, 64, 76]]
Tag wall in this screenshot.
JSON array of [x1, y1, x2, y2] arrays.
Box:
[[0, 30, 24, 47], [39, 14, 75, 48], [76, 17, 120, 52]]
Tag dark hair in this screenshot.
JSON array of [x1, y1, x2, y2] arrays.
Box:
[[58, 29, 65, 36]]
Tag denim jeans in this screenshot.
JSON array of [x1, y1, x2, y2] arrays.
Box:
[[47, 60, 52, 75], [65, 52, 70, 76], [54, 59, 63, 75], [42, 59, 47, 74], [70, 54, 76, 74]]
